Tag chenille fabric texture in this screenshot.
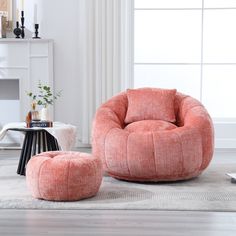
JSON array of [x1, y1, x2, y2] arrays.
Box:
[[92, 88, 214, 182], [125, 88, 177, 123], [26, 151, 102, 201]]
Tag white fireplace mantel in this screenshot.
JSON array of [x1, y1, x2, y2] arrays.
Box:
[[0, 38, 53, 145]]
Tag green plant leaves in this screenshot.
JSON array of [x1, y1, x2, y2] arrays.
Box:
[[26, 80, 62, 107]]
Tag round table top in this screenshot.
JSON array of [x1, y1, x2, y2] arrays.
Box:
[[0, 122, 77, 151]]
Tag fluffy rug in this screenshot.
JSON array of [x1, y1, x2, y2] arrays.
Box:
[[0, 155, 236, 211]]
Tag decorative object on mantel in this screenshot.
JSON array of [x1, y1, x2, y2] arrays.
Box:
[[32, 23, 40, 39], [0, 15, 7, 38], [0, 0, 13, 38], [32, 4, 40, 39], [13, 21, 21, 38], [20, 10, 25, 38], [26, 81, 62, 122]]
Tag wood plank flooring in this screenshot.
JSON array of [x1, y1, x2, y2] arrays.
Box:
[[0, 209, 236, 236], [0, 149, 236, 235]]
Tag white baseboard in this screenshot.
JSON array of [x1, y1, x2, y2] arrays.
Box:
[[75, 141, 91, 148], [215, 138, 236, 149], [214, 121, 236, 149]]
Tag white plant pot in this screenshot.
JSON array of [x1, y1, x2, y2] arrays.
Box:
[[40, 107, 50, 121]]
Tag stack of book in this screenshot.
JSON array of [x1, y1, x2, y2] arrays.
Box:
[[27, 120, 53, 128]]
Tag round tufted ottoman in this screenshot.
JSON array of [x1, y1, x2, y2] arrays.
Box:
[[26, 151, 103, 201]]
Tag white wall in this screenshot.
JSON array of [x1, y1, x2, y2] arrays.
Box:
[[17, 0, 235, 149], [20, 0, 133, 146], [21, 0, 83, 145]]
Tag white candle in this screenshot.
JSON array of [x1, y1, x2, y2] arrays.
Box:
[[21, 0, 24, 11], [7, 0, 12, 21], [34, 4, 38, 24], [16, 9, 19, 22]]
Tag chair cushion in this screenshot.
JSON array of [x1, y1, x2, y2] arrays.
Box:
[[125, 88, 177, 124], [125, 120, 177, 133]]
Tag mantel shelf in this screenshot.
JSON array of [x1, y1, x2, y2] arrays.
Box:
[[0, 38, 53, 43]]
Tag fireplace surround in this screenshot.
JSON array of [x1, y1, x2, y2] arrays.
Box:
[[0, 38, 53, 145]]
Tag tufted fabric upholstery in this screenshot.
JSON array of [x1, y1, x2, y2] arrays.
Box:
[[125, 120, 177, 133], [92, 89, 214, 182], [26, 151, 102, 201], [125, 88, 177, 123]]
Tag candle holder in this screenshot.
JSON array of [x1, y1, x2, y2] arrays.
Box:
[[33, 24, 41, 39], [13, 21, 22, 38], [21, 11, 25, 38]]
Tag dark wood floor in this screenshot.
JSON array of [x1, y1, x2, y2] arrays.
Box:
[[0, 149, 236, 235]]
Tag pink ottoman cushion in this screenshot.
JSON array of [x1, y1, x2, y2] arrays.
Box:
[[26, 151, 102, 201]]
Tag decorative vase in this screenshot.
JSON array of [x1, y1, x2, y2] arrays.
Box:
[[0, 16, 7, 38], [13, 21, 22, 38], [31, 101, 40, 121], [31, 110, 40, 121], [40, 107, 50, 121]]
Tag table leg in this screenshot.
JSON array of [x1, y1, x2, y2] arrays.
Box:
[[45, 131, 60, 151], [25, 132, 34, 164], [46, 132, 52, 151], [17, 132, 28, 175], [55, 138, 59, 150], [42, 131, 47, 152], [50, 133, 59, 150], [17, 130, 60, 176], [32, 131, 37, 156], [38, 131, 41, 153], [17, 132, 33, 175]]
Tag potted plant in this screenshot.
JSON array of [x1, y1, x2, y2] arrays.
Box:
[[27, 81, 62, 121]]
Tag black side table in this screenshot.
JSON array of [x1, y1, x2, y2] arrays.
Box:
[[9, 128, 60, 176]]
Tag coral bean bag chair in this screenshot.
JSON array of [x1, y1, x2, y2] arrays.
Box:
[[92, 88, 214, 182]]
